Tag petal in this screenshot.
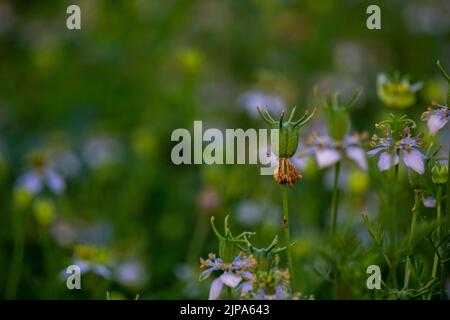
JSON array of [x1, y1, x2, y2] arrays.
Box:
[[423, 197, 436, 208], [367, 147, 385, 157], [199, 267, 215, 281], [17, 171, 42, 195], [240, 271, 254, 280], [346, 147, 368, 171], [220, 273, 242, 288], [46, 171, 66, 194], [209, 278, 223, 300], [94, 265, 111, 279], [315, 148, 341, 168], [377, 152, 399, 171], [240, 281, 253, 293], [402, 149, 425, 174], [427, 114, 448, 135]]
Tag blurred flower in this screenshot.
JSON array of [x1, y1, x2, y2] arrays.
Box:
[[116, 260, 147, 288], [377, 73, 422, 108], [178, 48, 203, 74], [16, 152, 65, 195], [50, 150, 81, 178], [239, 91, 285, 119], [199, 253, 256, 300], [404, 2, 450, 35], [348, 170, 370, 195], [421, 103, 449, 136], [235, 200, 264, 227], [82, 136, 123, 169], [196, 188, 220, 213], [422, 196, 436, 208], [305, 132, 367, 170], [51, 220, 77, 246], [33, 198, 56, 226], [65, 245, 113, 279]]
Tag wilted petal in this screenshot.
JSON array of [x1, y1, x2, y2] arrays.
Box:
[[346, 147, 367, 171], [46, 171, 66, 194], [315, 148, 341, 168], [423, 197, 436, 208], [209, 278, 223, 300], [17, 171, 42, 195], [402, 149, 425, 174], [427, 114, 448, 135], [220, 273, 242, 288], [377, 152, 399, 171]]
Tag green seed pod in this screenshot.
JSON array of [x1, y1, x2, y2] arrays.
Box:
[[258, 106, 315, 158], [432, 163, 448, 185]]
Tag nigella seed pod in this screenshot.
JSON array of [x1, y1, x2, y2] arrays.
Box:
[[258, 105, 315, 158]]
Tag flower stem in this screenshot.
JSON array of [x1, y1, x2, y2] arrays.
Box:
[[5, 210, 25, 299], [403, 190, 420, 290], [330, 161, 341, 235], [281, 186, 296, 293], [431, 185, 442, 282], [390, 163, 399, 288], [442, 145, 450, 299]]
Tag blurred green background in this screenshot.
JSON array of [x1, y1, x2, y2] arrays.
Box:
[[0, 0, 449, 299]]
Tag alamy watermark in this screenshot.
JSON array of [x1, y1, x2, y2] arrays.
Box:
[[171, 121, 280, 175]]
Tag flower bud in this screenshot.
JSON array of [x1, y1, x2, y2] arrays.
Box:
[[377, 73, 422, 109], [432, 163, 448, 185], [315, 88, 361, 141]]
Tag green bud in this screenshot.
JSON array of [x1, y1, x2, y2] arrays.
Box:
[[258, 106, 315, 158], [315, 88, 362, 141], [432, 163, 448, 185]]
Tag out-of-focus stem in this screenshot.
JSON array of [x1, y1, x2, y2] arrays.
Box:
[[282, 186, 296, 293], [330, 161, 341, 235], [403, 190, 420, 290]]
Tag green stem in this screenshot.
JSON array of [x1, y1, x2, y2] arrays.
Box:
[[442, 145, 450, 299], [330, 161, 341, 235], [390, 163, 399, 289], [431, 185, 442, 281], [403, 190, 419, 290], [5, 210, 25, 299], [282, 186, 296, 293]]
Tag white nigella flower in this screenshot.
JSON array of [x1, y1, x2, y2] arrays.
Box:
[[421, 103, 449, 135], [305, 132, 367, 170], [368, 134, 425, 174]]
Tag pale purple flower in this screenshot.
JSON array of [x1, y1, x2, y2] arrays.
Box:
[[423, 196, 436, 208], [238, 91, 285, 119], [16, 168, 65, 195], [82, 137, 123, 169], [116, 260, 147, 287], [305, 133, 367, 170], [421, 104, 449, 135], [368, 135, 425, 174], [199, 254, 255, 300]]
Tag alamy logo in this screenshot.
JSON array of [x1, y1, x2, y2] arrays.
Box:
[[66, 265, 81, 290], [170, 121, 279, 175], [366, 265, 381, 290]]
